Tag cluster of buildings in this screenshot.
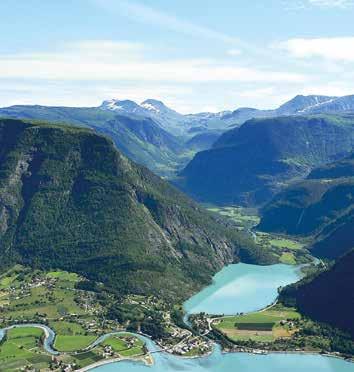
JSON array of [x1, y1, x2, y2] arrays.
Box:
[[5, 275, 56, 302], [171, 336, 212, 356], [48, 357, 78, 371]]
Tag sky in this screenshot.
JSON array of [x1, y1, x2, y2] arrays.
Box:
[[0, 0, 354, 113]]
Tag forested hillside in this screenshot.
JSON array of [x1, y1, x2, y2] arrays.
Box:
[[179, 115, 354, 206], [280, 249, 354, 338], [0, 119, 269, 301], [259, 153, 354, 259]]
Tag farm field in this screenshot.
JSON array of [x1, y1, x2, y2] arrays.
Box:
[[103, 334, 145, 357], [206, 205, 260, 230], [0, 265, 152, 369], [205, 205, 311, 265], [213, 306, 301, 343], [279, 252, 297, 265], [54, 334, 97, 352], [0, 327, 51, 370]]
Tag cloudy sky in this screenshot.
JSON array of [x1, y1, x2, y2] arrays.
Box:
[[0, 0, 354, 113]]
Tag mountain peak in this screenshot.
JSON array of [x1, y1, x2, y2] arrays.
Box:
[[276, 94, 337, 115], [141, 99, 167, 113], [100, 99, 142, 113]]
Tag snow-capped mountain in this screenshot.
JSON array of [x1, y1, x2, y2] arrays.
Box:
[[100, 99, 147, 115], [100, 98, 229, 135], [222, 94, 354, 125], [276, 95, 337, 115], [100, 94, 354, 137], [302, 95, 354, 114]]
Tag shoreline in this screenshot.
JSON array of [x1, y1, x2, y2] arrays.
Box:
[[226, 348, 354, 364], [78, 354, 154, 372], [78, 342, 354, 371]]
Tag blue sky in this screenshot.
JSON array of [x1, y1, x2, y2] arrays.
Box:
[[0, 0, 354, 113]]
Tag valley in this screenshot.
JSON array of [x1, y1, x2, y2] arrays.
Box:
[[1, 248, 353, 371], [0, 99, 353, 371], [0, 117, 353, 370], [205, 205, 312, 265], [2, 1, 354, 370]]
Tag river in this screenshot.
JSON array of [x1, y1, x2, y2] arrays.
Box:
[[91, 263, 354, 371], [1, 263, 353, 371]]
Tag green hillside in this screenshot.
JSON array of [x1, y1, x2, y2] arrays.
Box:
[[258, 153, 354, 259], [0, 105, 189, 177], [0, 118, 269, 302], [280, 249, 354, 338], [179, 115, 354, 206]]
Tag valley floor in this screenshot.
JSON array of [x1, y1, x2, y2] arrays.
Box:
[[0, 205, 352, 370]]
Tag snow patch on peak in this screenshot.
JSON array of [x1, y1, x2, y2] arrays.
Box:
[[141, 102, 161, 113]]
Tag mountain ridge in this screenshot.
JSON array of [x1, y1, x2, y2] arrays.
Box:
[[179, 114, 354, 206], [0, 118, 270, 301], [258, 152, 354, 259]]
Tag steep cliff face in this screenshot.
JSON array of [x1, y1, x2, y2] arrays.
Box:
[[0, 119, 264, 301], [258, 153, 354, 259], [180, 115, 354, 206]]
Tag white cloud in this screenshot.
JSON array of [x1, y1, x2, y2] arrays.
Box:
[[276, 37, 354, 62], [297, 83, 354, 97], [0, 42, 306, 84], [238, 87, 276, 99], [227, 49, 242, 56]]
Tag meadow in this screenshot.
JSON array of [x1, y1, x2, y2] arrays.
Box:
[[214, 305, 301, 343]]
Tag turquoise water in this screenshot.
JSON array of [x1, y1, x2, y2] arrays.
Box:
[[184, 263, 301, 315], [93, 263, 354, 371], [94, 345, 354, 371]]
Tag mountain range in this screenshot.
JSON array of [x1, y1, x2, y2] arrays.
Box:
[[1, 94, 354, 204], [1, 94, 354, 179], [101, 94, 354, 132], [223, 94, 354, 125], [179, 114, 354, 206], [1, 95, 354, 345], [0, 105, 190, 177], [0, 118, 270, 301]]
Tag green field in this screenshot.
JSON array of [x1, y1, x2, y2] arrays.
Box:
[[214, 306, 301, 343], [54, 335, 97, 352], [103, 334, 145, 357], [0, 267, 93, 321], [279, 252, 297, 265], [0, 265, 26, 290], [254, 231, 310, 265], [0, 266, 150, 369], [49, 320, 87, 335], [269, 238, 304, 250], [205, 205, 310, 265], [0, 327, 51, 370], [217, 307, 301, 327], [72, 351, 102, 368], [206, 205, 260, 228]]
